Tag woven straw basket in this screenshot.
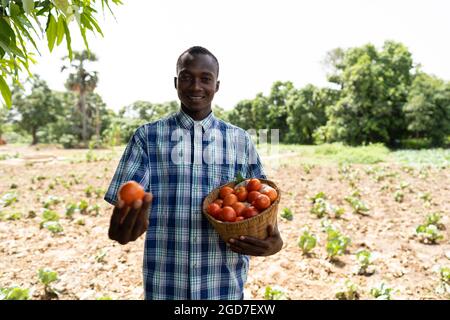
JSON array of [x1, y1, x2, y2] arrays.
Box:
[[202, 179, 281, 243]]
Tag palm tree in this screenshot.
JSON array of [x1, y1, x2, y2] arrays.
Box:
[[62, 50, 99, 147]]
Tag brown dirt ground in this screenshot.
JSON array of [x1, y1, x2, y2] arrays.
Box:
[[0, 145, 449, 300]]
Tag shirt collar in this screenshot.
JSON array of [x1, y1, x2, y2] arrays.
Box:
[[175, 108, 216, 131]]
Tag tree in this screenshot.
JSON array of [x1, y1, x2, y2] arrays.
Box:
[[266, 81, 295, 143], [321, 41, 414, 146], [12, 76, 61, 145], [403, 73, 450, 146], [0, 0, 122, 108], [286, 85, 339, 144], [62, 50, 98, 146]]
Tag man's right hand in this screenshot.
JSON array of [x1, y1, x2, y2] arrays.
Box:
[[108, 192, 153, 245]]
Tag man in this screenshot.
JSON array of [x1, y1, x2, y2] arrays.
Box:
[[105, 46, 283, 300]]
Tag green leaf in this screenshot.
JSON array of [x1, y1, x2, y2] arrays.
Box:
[[0, 17, 14, 43], [85, 13, 104, 36], [46, 14, 57, 52], [56, 15, 65, 45], [22, 0, 34, 14], [9, 2, 21, 17], [62, 19, 72, 60], [0, 74, 12, 108], [53, 0, 70, 16]]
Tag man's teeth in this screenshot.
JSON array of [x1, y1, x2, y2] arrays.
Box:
[[189, 96, 204, 100]]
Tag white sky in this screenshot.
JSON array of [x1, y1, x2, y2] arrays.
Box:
[[32, 0, 450, 112]]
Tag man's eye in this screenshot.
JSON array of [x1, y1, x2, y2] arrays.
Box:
[[202, 78, 212, 82], [180, 76, 191, 81]]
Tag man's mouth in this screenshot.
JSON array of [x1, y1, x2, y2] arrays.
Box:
[[188, 96, 205, 102]]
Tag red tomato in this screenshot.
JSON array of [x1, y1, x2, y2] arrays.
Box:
[[254, 194, 271, 211], [242, 206, 259, 219], [219, 186, 234, 199], [213, 199, 223, 207], [223, 193, 238, 207], [222, 206, 237, 222], [118, 181, 145, 206], [246, 178, 262, 192], [235, 186, 248, 202], [247, 191, 261, 203], [207, 203, 221, 218], [232, 202, 246, 216], [261, 185, 278, 203]]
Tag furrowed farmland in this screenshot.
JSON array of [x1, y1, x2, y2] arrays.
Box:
[[1, 144, 448, 300]]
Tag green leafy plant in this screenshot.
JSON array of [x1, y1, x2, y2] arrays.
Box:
[[311, 198, 328, 218], [370, 283, 393, 300], [416, 224, 443, 244], [264, 285, 287, 300], [298, 229, 317, 255], [40, 209, 60, 228], [43, 195, 62, 209], [394, 190, 404, 203], [355, 249, 375, 275], [0, 192, 17, 208], [38, 268, 59, 299], [344, 195, 369, 215], [326, 226, 351, 260], [335, 280, 360, 300], [42, 221, 64, 234], [435, 267, 450, 296], [280, 207, 293, 221], [0, 287, 30, 300], [78, 200, 89, 214], [65, 203, 77, 219]]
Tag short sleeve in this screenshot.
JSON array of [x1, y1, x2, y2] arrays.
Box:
[[104, 126, 150, 206], [243, 131, 267, 180]]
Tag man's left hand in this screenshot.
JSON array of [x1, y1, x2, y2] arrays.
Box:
[[228, 224, 283, 256]]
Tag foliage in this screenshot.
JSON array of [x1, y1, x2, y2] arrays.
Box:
[[319, 41, 414, 146], [335, 280, 360, 300], [298, 228, 317, 254], [403, 73, 450, 146], [0, 287, 29, 300], [11, 76, 62, 144], [370, 283, 393, 300], [0, 0, 123, 108], [264, 285, 287, 300], [280, 207, 293, 221]]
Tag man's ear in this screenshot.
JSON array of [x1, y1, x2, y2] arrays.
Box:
[[215, 80, 220, 93], [174, 77, 177, 89]]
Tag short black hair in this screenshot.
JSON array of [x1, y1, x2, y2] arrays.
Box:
[[176, 46, 219, 77]]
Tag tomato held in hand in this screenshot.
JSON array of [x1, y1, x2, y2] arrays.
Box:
[[118, 181, 145, 206], [222, 206, 237, 222]]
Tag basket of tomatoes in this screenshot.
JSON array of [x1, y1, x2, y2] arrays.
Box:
[[202, 177, 281, 243]]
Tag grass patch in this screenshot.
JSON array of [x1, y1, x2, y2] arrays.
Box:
[[391, 149, 450, 168]]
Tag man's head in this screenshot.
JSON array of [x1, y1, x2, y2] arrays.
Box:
[[174, 46, 220, 117]]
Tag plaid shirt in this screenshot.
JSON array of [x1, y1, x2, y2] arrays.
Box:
[[104, 109, 266, 300]]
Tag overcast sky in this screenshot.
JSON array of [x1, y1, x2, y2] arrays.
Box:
[[32, 0, 450, 112]]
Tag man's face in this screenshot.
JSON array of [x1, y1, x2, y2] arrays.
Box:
[[175, 53, 220, 113]]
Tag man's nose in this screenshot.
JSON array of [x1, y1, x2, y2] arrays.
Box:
[[191, 78, 202, 91]]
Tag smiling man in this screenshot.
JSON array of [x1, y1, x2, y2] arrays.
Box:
[[105, 46, 283, 300]]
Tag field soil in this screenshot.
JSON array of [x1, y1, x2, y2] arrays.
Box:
[[0, 145, 449, 300]]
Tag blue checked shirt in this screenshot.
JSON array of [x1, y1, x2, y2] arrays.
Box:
[[104, 109, 266, 300]]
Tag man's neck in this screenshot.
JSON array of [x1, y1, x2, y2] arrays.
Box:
[[180, 104, 212, 121]]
